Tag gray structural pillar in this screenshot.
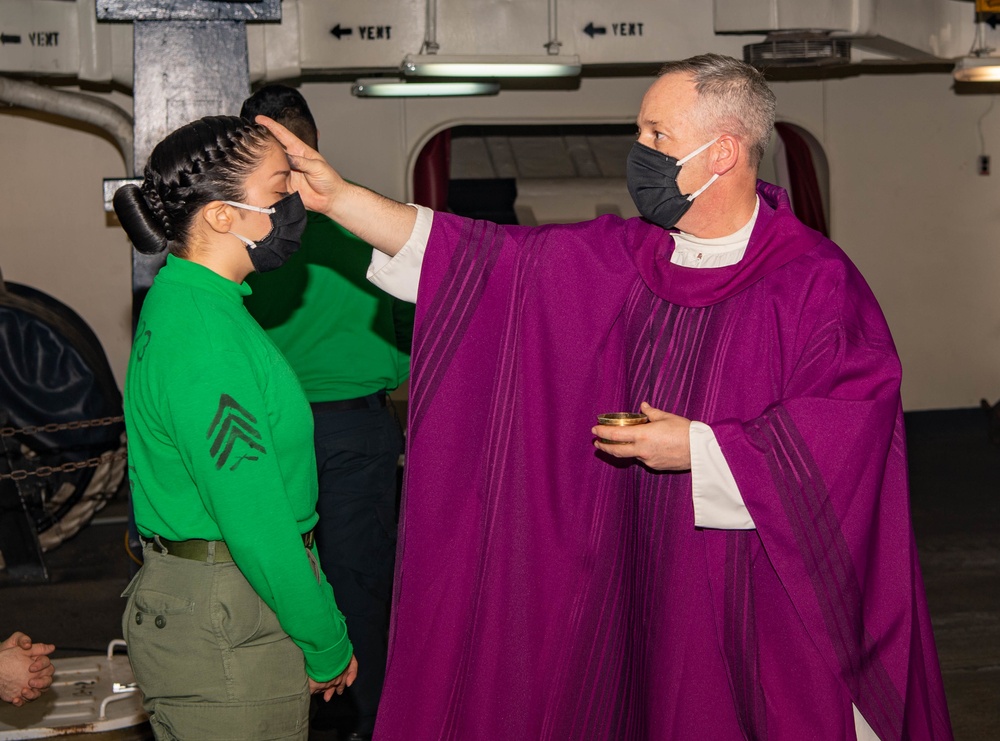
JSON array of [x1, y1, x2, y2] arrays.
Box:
[[97, 0, 281, 323]]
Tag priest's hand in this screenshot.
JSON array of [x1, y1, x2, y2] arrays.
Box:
[[255, 115, 347, 215], [256, 116, 416, 257], [593, 402, 692, 470]]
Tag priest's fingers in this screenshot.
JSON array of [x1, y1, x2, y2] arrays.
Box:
[[285, 155, 348, 214], [592, 426, 638, 457], [255, 116, 320, 160]]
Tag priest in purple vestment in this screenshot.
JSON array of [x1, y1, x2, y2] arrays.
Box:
[[260, 53, 952, 741]]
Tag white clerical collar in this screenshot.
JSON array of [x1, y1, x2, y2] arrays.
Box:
[[670, 196, 760, 269]]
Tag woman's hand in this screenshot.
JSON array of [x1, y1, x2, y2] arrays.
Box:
[[309, 653, 359, 702]]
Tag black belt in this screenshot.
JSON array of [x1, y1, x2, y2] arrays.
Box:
[[310, 391, 386, 413], [157, 530, 314, 563]]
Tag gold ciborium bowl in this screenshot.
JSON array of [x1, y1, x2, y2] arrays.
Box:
[[596, 412, 648, 444]]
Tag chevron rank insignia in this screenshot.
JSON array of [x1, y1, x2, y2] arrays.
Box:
[[207, 394, 267, 471]]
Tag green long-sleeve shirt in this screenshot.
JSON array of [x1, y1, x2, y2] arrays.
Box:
[[244, 211, 412, 402], [124, 255, 352, 680]]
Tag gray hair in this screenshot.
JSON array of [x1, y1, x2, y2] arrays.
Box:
[[658, 54, 776, 170]]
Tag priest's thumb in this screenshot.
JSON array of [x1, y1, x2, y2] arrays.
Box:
[[639, 401, 670, 421]]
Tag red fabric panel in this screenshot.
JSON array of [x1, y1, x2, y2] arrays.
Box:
[[412, 129, 452, 210], [775, 122, 828, 237]]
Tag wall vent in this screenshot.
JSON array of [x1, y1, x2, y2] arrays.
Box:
[[744, 31, 851, 67]]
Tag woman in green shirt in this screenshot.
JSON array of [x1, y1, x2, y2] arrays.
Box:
[[114, 116, 356, 740]]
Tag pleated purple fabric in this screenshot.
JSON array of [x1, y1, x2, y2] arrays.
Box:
[[374, 183, 952, 740]]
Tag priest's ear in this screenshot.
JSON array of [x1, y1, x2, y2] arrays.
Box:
[[712, 134, 741, 176]]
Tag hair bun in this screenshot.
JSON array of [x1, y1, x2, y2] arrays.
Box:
[[113, 184, 169, 255]]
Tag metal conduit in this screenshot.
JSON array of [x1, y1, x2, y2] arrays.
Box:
[[0, 76, 133, 175], [547, 0, 562, 54], [422, 0, 440, 54]]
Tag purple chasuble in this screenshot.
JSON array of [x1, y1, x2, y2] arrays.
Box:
[[374, 183, 952, 740]]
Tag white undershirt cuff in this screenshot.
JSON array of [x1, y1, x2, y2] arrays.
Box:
[[366, 204, 433, 303], [689, 421, 756, 530]]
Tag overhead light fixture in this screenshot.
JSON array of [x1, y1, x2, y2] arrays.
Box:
[[399, 0, 578, 80], [402, 54, 581, 79], [953, 56, 1000, 82], [954, 8, 1000, 82], [351, 79, 500, 98]]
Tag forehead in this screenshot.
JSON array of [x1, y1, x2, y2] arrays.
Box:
[[245, 140, 289, 185], [257, 139, 289, 176], [638, 72, 698, 128]]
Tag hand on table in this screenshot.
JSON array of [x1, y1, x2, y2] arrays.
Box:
[[0, 632, 56, 706]]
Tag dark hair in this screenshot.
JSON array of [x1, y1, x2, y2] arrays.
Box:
[[113, 115, 274, 255], [657, 54, 776, 170], [240, 84, 318, 149]]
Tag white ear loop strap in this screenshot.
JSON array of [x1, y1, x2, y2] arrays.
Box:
[[677, 137, 719, 166], [223, 200, 275, 215], [230, 232, 257, 249], [678, 137, 720, 201], [224, 200, 274, 249], [687, 173, 720, 201]]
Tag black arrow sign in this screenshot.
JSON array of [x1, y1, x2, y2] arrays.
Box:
[[330, 23, 353, 40], [583, 22, 606, 39], [1, 33, 22, 45]]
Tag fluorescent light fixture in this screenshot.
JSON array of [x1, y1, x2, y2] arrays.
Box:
[[953, 56, 1000, 82], [351, 79, 500, 98], [402, 54, 581, 78]]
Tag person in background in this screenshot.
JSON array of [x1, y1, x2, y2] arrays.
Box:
[[0, 632, 55, 706], [114, 115, 356, 740], [256, 53, 952, 739], [240, 85, 410, 741]]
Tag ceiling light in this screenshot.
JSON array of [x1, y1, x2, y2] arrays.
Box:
[[402, 54, 581, 79], [953, 56, 1000, 82], [351, 79, 500, 98]]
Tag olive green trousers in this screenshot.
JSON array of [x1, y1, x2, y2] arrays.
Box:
[[122, 543, 310, 740]]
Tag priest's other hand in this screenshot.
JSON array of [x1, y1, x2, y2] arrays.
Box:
[[593, 402, 692, 470]]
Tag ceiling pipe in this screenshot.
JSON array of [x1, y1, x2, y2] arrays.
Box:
[[0, 76, 133, 174], [422, 0, 440, 54], [546, 0, 562, 55]]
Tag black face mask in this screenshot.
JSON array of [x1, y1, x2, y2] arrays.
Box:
[[625, 139, 718, 229], [226, 192, 308, 273]]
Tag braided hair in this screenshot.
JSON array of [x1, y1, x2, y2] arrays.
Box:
[[113, 115, 275, 256]]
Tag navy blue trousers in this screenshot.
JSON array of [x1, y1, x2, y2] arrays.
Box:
[[311, 397, 403, 736]]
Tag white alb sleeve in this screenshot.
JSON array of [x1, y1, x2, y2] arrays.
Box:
[[689, 421, 756, 530], [366, 204, 434, 303]]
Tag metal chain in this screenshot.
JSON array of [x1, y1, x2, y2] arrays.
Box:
[[0, 415, 124, 438], [0, 447, 127, 482]]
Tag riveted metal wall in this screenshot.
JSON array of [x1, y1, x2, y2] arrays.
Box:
[[96, 0, 279, 324]]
